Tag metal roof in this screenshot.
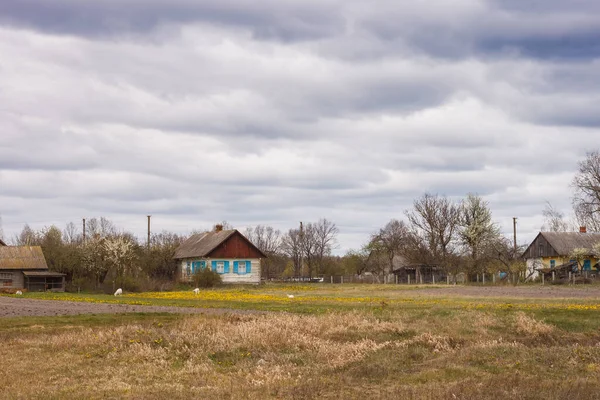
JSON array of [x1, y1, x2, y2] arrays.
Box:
[[0, 246, 49, 270]]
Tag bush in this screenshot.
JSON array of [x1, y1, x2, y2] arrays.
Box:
[[193, 268, 223, 288]]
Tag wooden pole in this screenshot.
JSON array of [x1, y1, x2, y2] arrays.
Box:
[[513, 217, 518, 253], [483, 273, 485, 285], [82, 218, 86, 243], [408, 275, 411, 285], [552, 271, 555, 282], [542, 273, 545, 285], [147, 215, 151, 250]]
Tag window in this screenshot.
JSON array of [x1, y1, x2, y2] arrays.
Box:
[[234, 260, 251, 275], [191, 261, 206, 274], [0, 272, 13, 287], [211, 261, 229, 274], [186, 262, 192, 277], [550, 260, 556, 269], [584, 259, 592, 271]]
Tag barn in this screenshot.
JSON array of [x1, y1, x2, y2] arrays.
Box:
[[0, 245, 66, 292], [173, 225, 266, 284]]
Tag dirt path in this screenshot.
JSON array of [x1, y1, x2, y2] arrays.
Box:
[[412, 285, 600, 298], [0, 297, 260, 318]]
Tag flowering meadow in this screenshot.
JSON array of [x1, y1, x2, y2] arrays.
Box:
[[3, 284, 600, 399]]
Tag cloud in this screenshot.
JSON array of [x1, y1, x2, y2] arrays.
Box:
[[0, 1, 599, 252]]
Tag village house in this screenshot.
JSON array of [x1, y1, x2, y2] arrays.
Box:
[[0, 243, 66, 292], [522, 228, 600, 279], [173, 225, 266, 284]]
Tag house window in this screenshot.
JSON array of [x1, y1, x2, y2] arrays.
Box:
[[215, 261, 225, 274], [584, 259, 592, 270], [0, 272, 13, 287], [234, 260, 251, 275], [550, 260, 556, 269], [191, 261, 206, 274], [186, 262, 192, 277]]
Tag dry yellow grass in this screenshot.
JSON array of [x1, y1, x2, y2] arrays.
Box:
[[2, 305, 600, 399]]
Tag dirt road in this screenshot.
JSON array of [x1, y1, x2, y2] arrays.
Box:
[[0, 297, 258, 318]]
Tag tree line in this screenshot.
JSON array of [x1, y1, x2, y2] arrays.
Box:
[[2, 151, 599, 289]]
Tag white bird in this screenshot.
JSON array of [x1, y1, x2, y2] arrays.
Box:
[[114, 288, 123, 296], [15, 290, 22, 295], [193, 288, 200, 295], [287, 294, 294, 299]]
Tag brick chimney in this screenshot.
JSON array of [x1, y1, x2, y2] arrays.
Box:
[[215, 224, 224, 232], [580, 226, 587, 233]]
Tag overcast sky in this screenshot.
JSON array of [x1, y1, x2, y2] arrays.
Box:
[[1, 0, 599, 252]]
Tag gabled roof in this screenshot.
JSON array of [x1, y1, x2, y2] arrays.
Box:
[[524, 232, 600, 257], [174, 230, 266, 259], [0, 246, 49, 270]]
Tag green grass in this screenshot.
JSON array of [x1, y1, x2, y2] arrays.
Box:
[[4, 285, 600, 399]]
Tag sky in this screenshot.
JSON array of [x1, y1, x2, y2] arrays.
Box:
[[1, 0, 599, 253]]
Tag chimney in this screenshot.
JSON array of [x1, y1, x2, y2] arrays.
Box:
[[215, 224, 224, 232], [580, 226, 587, 233]]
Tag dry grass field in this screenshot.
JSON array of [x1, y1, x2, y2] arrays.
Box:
[[2, 284, 600, 399]]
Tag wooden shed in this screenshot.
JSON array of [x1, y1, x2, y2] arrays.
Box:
[[0, 246, 65, 292], [174, 225, 266, 284]]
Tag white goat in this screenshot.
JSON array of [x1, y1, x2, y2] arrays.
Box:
[[287, 294, 294, 299], [15, 290, 23, 295], [114, 288, 123, 296], [193, 288, 200, 295]]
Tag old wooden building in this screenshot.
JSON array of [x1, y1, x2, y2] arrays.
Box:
[[173, 225, 266, 284], [0, 245, 66, 291], [522, 229, 600, 279]]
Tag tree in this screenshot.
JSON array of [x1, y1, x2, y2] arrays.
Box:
[[281, 228, 303, 277], [459, 194, 501, 274], [406, 193, 461, 269], [104, 235, 137, 287], [541, 202, 572, 232], [481, 237, 526, 284], [572, 151, 600, 232], [62, 222, 81, 244], [313, 219, 339, 276], [14, 224, 39, 246], [569, 248, 590, 274], [144, 231, 186, 280], [342, 248, 373, 276], [244, 225, 283, 279], [370, 219, 409, 276]]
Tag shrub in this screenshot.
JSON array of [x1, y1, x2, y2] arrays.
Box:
[[193, 268, 223, 288]]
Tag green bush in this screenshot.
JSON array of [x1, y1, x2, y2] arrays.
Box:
[[193, 268, 223, 288]]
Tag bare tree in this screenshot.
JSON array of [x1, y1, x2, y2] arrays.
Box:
[[281, 228, 303, 277], [371, 219, 409, 277], [406, 193, 461, 269], [14, 224, 39, 246], [87, 217, 117, 238], [244, 225, 282, 279], [313, 218, 339, 275], [62, 221, 81, 244], [573, 151, 600, 232], [459, 194, 501, 274], [541, 202, 573, 232], [481, 237, 526, 284]]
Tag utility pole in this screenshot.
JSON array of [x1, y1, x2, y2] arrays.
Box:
[[82, 218, 86, 243], [147, 215, 151, 250], [513, 217, 518, 253], [299, 222, 303, 280]]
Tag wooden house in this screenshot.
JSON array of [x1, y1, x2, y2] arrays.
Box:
[[173, 225, 266, 284], [0, 246, 66, 291], [522, 229, 600, 279]]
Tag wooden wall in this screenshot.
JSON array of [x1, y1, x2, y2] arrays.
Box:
[[208, 232, 264, 259]]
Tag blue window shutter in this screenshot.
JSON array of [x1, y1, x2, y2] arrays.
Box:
[[584, 260, 591, 270], [224, 261, 230, 274], [211, 261, 217, 271], [191, 262, 196, 274], [233, 261, 239, 274], [550, 260, 555, 268], [246, 261, 251, 275]]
